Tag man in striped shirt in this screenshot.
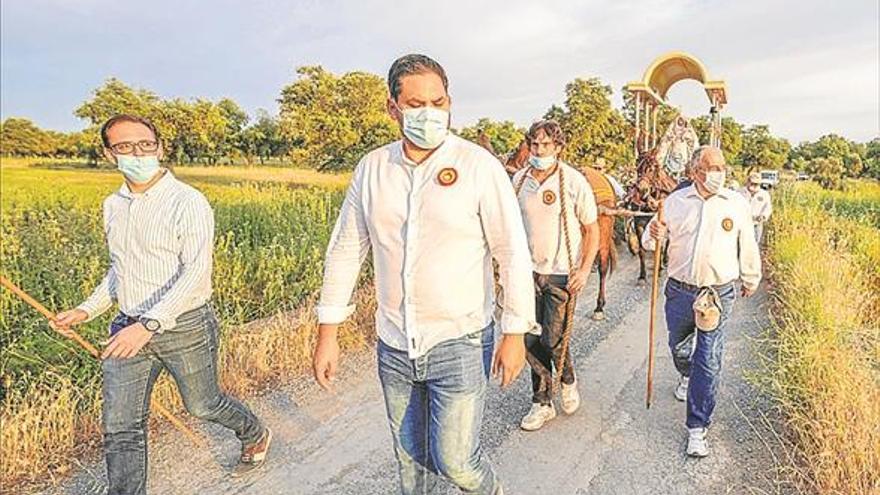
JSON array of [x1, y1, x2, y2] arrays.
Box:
[[53, 115, 270, 494]]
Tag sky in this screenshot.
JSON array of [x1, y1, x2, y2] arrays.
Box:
[[1, 0, 878, 144]]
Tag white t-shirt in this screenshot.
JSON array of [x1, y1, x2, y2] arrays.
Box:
[[513, 162, 598, 275]]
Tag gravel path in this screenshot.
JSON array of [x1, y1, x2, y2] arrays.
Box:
[[38, 253, 796, 495]]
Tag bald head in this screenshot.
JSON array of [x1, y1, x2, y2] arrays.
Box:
[[690, 146, 726, 173]]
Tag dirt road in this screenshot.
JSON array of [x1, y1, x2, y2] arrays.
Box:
[[43, 254, 793, 495]]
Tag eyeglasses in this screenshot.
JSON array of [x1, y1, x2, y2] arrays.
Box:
[[109, 140, 159, 155]]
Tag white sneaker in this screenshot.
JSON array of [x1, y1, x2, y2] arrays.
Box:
[[561, 381, 581, 415], [686, 427, 710, 457], [520, 402, 557, 431], [674, 375, 689, 402]]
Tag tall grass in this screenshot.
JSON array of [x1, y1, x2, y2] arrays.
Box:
[[0, 159, 373, 489], [767, 181, 880, 495]]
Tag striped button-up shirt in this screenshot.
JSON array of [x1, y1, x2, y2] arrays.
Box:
[[317, 135, 538, 358], [77, 171, 214, 331]]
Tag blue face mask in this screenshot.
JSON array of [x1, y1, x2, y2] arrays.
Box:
[[398, 105, 450, 150], [528, 154, 557, 170], [117, 155, 160, 183]]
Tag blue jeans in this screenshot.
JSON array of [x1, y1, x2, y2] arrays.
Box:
[[102, 304, 264, 495], [664, 280, 736, 429], [377, 326, 499, 495]]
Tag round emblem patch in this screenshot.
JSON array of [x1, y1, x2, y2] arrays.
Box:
[[543, 190, 556, 205], [721, 218, 734, 231], [437, 167, 458, 186]]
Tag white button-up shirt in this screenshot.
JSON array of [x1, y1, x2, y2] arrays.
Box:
[[77, 171, 214, 331], [512, 162, 598, 275], [641, 185, 762, 291], [317, 135, 538, 358], [738, 187, 772, 223]]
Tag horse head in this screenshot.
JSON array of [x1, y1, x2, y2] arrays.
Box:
[[503, 139, 530, 176]]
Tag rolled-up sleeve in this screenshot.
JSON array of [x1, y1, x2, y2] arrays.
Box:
[[76, 267, 116, 322], [479, 160, 539, 335], [316, 162, 371, 324]]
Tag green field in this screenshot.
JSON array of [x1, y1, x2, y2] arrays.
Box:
[[0, 158, 349, 403]]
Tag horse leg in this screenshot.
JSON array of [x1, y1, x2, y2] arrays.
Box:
[[635, 221, 647, 284], [592, 248, 608, 321]]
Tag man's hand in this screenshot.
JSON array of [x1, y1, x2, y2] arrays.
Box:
[[649, 219, 667, 241], [101, 322, 153, 359], [492, 334, 525, 388], [567, 267, 590, 295], [51, 308, 88, 339], [741, 285, 756, 298], [313, 324, 340, 391]]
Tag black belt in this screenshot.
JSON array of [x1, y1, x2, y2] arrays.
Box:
[[668, 278, 734, 293]]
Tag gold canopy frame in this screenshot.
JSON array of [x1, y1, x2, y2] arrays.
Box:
[[625, 51, 728, 152]]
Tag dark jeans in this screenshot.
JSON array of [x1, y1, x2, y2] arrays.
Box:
[[103, 304, 264, 495], [377, 325, 499, 495], [526, 273, 576, 405], [664, 279, 736, 429]]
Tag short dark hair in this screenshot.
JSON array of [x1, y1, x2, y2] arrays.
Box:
[[100, 114, 160, 148], [526, 120, 566, 147], [387, 54, 449, 101]]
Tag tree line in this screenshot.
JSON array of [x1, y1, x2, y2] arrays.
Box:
[[1, 67, 878, 182]]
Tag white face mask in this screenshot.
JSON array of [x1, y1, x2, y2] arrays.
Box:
[[703, 170, 726, 194], [528, 154, 556, 170], [395, 104, 450, 150]]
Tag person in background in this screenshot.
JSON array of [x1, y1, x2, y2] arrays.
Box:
[[738, 172, 772, 243], [512, 120, 599, 431], [594, 157, 626, 202]]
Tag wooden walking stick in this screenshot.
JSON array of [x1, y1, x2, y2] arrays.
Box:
[[0, 275, 206, 448], [646, 202, 664, 409]]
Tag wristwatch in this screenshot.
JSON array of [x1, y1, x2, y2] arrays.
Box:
[[138, 317, 161, 333]]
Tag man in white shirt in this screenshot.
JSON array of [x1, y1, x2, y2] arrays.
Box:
[[312, 54, 536, 495], [738, 172, 772, 243], [643, 146, 761, 458], [512, 120, 599, 431], [53, 115, 270, 494]]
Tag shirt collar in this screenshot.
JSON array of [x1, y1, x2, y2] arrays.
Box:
[[117, 169, 175, 199], [683, 183, 730, 201], [397, 135, 454, 168]]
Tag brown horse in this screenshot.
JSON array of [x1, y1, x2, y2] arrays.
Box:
[[622, 150, 677, 283], [501, 139, 618, 321]]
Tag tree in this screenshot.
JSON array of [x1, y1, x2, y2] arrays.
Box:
[[691, 116, 744, 165], [864, 138, 880, 179], [278, 66, 398, 171], [238, 110, 286, 165], [809, 156, 845, 189], [739, 125, 790, 171], [1, 118, 50, 156], [549, 78, 632, 172], [790, 134, 865, 177], [458, 118, 524, 156]]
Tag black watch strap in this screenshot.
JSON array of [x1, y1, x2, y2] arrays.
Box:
[[139, 317, 161, 333]]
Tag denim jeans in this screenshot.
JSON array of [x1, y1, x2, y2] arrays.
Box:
[[102, 304, 264, 495], [377, 325, 499, 495], [664, 279, 736, 429], [526, 273, 576, 405]]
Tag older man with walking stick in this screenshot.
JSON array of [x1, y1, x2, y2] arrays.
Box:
[[53, 115, 271, 495], [642, 146, 762, 457]]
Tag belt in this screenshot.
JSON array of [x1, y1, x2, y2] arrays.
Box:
[[668, 278, 735, 293], [116, 303, 210, 328]]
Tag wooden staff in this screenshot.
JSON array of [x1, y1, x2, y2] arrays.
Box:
[[646, 202, 664, 409], [0, 275, 206, 448]]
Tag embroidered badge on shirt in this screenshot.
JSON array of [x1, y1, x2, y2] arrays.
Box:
[[437, 167, 458, 186], [543, 190, 556, 205], [721, 218, 734, 231]]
